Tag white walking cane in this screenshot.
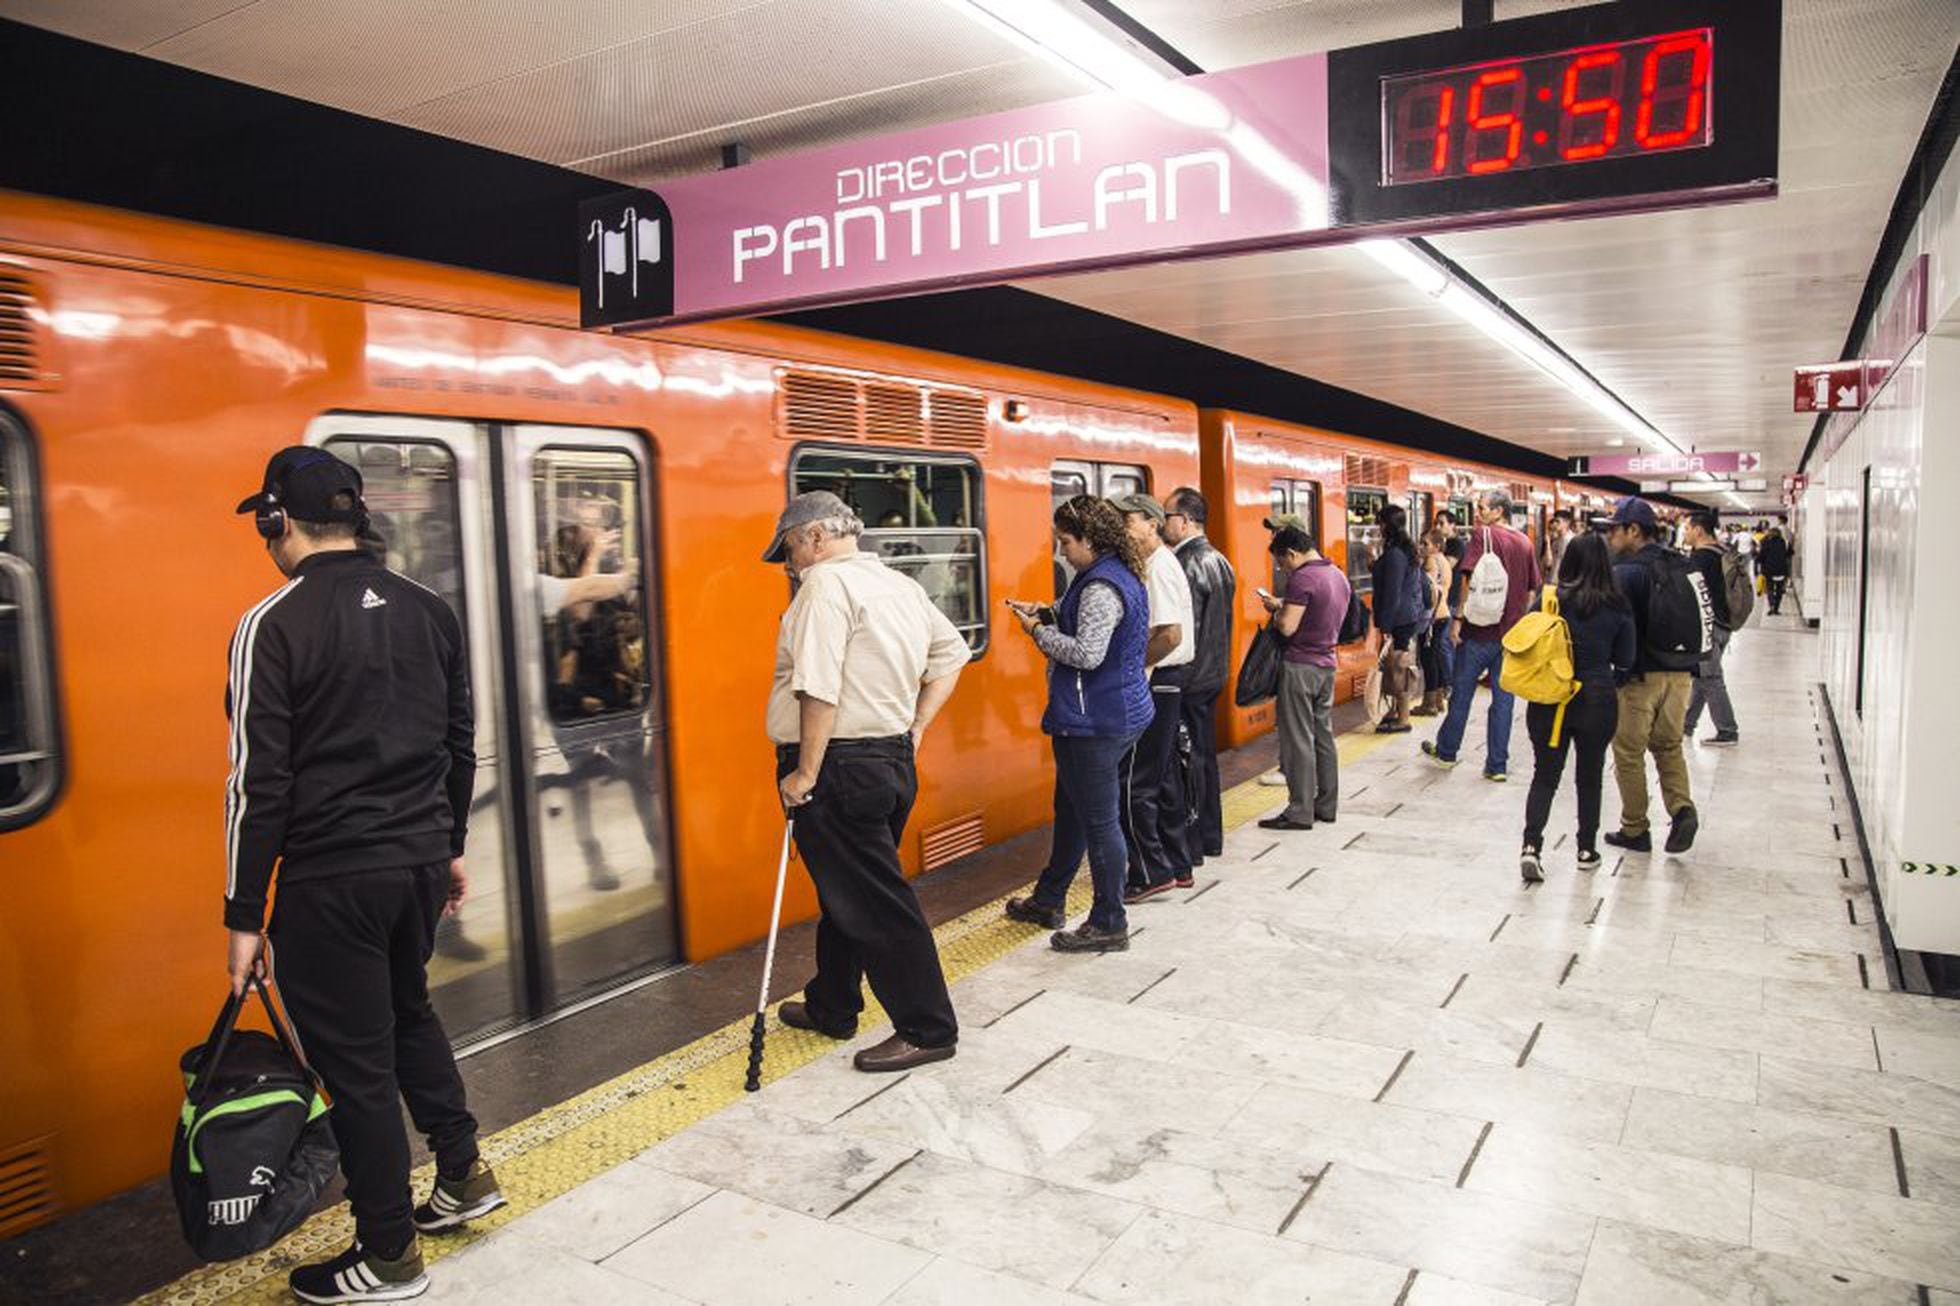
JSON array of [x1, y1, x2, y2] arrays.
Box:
[[744, 817, 796, 1092]]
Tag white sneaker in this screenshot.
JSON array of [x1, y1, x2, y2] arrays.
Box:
[[1257, 771, 1288, 787], [1519, 848, 1544, 884]]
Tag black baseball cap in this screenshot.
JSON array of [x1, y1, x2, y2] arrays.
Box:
[[235, 447, 366, 524], [1590, 496, 1658, 533]]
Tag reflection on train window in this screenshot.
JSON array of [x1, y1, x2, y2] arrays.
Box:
[[1270, 478, 1322, 594], [794, 448, 988, 653], [0, 411, 56, 830], [327, 439, 466, 621], [535, 448, 651, 724], [1409, 492, 1434, 541], [1345, 487, 1389, 595], [1049, 459, 1148, 596]]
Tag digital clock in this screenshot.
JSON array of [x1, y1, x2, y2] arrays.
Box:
[[1383, 30, 1713, 185]]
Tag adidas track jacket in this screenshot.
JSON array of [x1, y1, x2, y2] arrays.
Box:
[[223, 549, 476, 931]]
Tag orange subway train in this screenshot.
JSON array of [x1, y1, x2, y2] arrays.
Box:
[[0, 191, 1584, 1228]]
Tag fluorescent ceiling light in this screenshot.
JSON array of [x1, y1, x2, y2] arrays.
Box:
[[936, 0, 1169, 92]]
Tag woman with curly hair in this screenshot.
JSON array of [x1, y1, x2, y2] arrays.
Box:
[[1002, 495, 1153, 953]]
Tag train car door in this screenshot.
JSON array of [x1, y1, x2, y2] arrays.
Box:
[[1269, 477, 1321, 593], [311, 418, 677, 1043], [1409, 491, 1434, 537]]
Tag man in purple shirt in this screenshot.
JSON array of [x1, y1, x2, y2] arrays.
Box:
[[1257, 524, 1350, 831], [1422, 489, 1541, 781]]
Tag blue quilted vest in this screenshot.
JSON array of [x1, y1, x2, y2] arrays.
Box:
[[1041, 555, 1154, 738]]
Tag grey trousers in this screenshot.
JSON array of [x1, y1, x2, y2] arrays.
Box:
[[1277, 661, 1339, 825], [1685, 625, 1739, 735]]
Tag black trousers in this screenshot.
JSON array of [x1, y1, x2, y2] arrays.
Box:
[[778, 737, 957, 1049], [1179, 688, 1224, 859], [269, 863, 479, 1257], [1124, 685, 1190, 888], [1766, 575, 1788, 612], [1522, 686, 1619, 854]]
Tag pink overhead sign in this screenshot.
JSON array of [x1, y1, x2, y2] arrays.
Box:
[[1570, 450, 1762, 477]]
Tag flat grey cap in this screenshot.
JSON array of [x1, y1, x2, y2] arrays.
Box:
[[763, 490, 851, 563]]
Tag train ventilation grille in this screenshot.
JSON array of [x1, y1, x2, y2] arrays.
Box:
[[779, 369, 988, 450], [1509, 481, 1532, 504], [0, 1137, 56, 1239], [921, 812, 985, 872], [1344, 453, 1390, 488], [0, 270, 43, 388]]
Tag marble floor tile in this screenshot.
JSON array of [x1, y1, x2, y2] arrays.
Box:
[[1169, 1015, 1405, 1100], [1464, 1126, 1752, 1244], [829, 1151, 1142, 1291], [1591, 900, 1768, 941], [1574, 1218, 1920, 1306], [424, 1233, 694, 1305], [1762, 912, 1885, 955], [1647, 995, 1881, 1070], [1283, 1163, 1598, 1302], [1753, 1172, 1960, 1290], [1010, 1045, 1266, 1135], [1218, 1081, 1486, 1185], [1874, 1024, 1960, 1085], [1620, 1088, 1899, 1196], [638, 1102, 918, 1218], [1033, 1119, 1322, 1233], [1527, 1024, 1758, 1102], [604, 1189, 930, 1305], [830, 1073, 1096, 1175], [1758, 1055, 1960, 1136], [985, 988, 1210, 1064], [1668, 934, 1866, 986], [1561, 957, 1764, 1011], [1896, 1125, 1960, 1207], [515, 1157, 713, 1261], [1072, 1207, 1410, 1306], [1403, 1272, 1550, 1305], [1384, 1052, 1633, 1143], [1129, 965, 1350, 1032], [882, 1258, 1096, 1305], [1766, 981, 1960, 1039], [1444, 974, 1659, 1036], [1377, 934, 1592, 986], [1316, 994, 1539, 1066]]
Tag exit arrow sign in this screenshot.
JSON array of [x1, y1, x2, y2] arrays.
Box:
[[1570, 451, 1764, 478]]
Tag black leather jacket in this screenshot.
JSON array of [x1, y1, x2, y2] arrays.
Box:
[[1174, 534, 1238, 697]]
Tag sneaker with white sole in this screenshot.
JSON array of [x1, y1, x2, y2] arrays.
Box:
[[289, 1241, 427, 1303], [1575, 848, 1602, 872], [1519, 847, 1544, 884], [1256, 770, 1288, 787], [412, 1160, 506, 1233]]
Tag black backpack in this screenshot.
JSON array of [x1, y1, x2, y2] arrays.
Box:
[[1641, 550, 1714, 670], [171, 977, 338, 1262], [1337, 585, 1371, 645]]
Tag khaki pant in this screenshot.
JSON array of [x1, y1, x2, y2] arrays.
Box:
[[1612, 672, 1693, 836]]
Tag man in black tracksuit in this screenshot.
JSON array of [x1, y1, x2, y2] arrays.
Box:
[[224, 447, 503, 1303]]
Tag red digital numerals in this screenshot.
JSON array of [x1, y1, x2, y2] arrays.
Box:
[[1387, 28, 1712, 184]]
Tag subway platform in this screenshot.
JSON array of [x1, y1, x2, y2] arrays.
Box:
[[142, 612, 1960, 1305]]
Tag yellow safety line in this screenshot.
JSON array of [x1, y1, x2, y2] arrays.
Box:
[[142, 726, 1391, 1305]]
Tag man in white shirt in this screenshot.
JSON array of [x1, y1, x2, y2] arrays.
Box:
[[764, 492, 971, 1073], [1111, 493, 1195, 901]]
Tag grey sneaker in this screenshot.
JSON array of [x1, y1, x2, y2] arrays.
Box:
[[412, 1160, 506, 1233]]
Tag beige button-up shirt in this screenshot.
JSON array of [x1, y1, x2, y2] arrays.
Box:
[[767, 551, 972, 745]]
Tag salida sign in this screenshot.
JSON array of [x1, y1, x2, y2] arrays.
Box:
[[581, 0, 1781, 328], [1570, 451, 1761, 477]]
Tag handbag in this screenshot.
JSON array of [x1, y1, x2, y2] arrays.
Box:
[[170, 973, 339, 1262], [1233, 622, 1285, 707]]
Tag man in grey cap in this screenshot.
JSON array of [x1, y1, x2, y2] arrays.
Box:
[[763, 491, 971, 1072], [1110, 491, 1194, 900]]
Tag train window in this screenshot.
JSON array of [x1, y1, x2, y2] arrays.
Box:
[[327, 439, 466, 621], [792, 449, 988, 653], [0, 411, 57, 830], [1345, 488, 1389, 595], [535, 448, 653, 724], [1269, 478, 1322, 593], [1050, 460, 1149, 595], [1409, 492, 1434, 540], [1445, 496, 1473, 529]]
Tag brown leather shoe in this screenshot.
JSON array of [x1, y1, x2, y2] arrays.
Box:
[[853, 1034, 956, 1073], [778, 1001, 855, 1040]]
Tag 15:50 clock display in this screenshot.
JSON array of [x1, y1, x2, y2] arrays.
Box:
[[1381, 29, 1714, 186]]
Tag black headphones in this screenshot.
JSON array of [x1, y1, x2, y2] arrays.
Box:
[[253, 494, 289, 541], [253, 450, 367, 541]]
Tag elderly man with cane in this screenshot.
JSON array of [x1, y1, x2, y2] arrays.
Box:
[[760, 491, 970, 1075]]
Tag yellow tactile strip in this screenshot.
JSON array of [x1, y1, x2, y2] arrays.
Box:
[[142, 730, 1388, 1305]]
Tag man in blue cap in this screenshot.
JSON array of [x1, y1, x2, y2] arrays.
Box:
[[1597, 496, 1702, 854]]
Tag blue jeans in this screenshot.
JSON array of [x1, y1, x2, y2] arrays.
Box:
[[1434, 637, 1514, 774], [1031, 731, 1142, 933]]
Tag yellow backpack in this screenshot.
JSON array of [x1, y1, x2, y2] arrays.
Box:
[[1500, 586, 1581, 745]]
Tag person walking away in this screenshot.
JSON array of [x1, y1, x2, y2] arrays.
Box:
[[1517, 534, 1636, 882], [1163, 487, 1236, 864], [1543, 509, 1574, 579], [1257, 524, 1350, 831], [1005, 496, 1154, 952], [1423, 490, 1541, 781], [1110, 493, 1195, 901], [1599, 497, 1703, 854], [1681, 511, 1742, 747], [225, 448, 503, 1303], [1415, 530, 1453, 716], [765, 492, 970, 1071], [1369, 504, 1425, 734], [1758, 525, 1792, 615]]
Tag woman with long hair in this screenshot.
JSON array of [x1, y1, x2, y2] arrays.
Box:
[[1002, 496, 1154, 953], [1368, 503, 1424, 733], [1519, 531, 1636, 882], [1414, 529, 1454, 716]]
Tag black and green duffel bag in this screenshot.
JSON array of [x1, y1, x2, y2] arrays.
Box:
[[170, 976, 338, 1261]]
